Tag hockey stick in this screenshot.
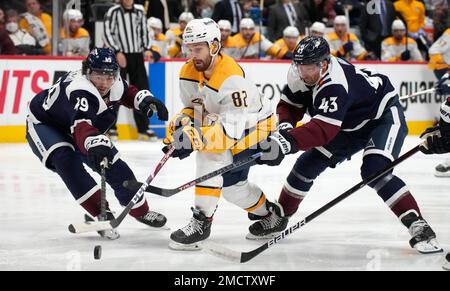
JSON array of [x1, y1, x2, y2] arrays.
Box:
[[205, 145, 421, 263], [123, 152, 263, 197], [68, 146, 175, 234], [399, 88, 436, 101], [99, 158, 108, 221]]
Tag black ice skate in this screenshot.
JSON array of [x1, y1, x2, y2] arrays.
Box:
[[246, 201, 288, 240], [401, 212, 443, 254], [135, 210, 167, 228], [169, 207, 212, 251]]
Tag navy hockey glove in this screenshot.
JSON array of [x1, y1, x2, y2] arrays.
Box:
[[135, 90, 169, 121], [343, 42, 353, 53], [256, 129, 298, 166], [84, 134, 115, 171], [436, 72, 450, 95], [419, 126, 450, 154], [400, 50, 411, 61]]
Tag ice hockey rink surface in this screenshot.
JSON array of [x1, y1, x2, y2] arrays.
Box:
[[1, 136, 449, 271]]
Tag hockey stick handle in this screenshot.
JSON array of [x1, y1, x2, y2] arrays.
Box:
[[399, 88, 436, 101], [99, 157, 108, 221], [111, 145, 175, 227], [239, 145, 421, 263], [123, 151, 263, 197]]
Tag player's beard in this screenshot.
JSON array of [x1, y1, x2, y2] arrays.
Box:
[[193, 55, 212, 72]]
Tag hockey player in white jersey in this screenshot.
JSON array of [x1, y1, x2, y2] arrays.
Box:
[[163, 18, 279, 250]]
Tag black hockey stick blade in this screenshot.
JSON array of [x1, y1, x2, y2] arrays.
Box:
[[123, 152, 263, 197], [206, 145, 421, 263]]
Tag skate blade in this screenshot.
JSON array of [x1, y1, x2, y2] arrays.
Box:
[[168, 241, 203, 251], [434, 171, 450, 177], [414, 239, 443, 254], [245, 232, 278, 240]]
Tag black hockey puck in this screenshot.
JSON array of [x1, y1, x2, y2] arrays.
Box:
[[94, 245, 102, 260]]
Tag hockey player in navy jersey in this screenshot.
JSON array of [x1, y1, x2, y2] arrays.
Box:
[[26, 47, 169, 239], [252, 36, 442, 254]]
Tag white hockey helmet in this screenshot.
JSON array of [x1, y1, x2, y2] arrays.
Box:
[[183, 18, 221, 47], [218, 19, 232, 31], [310, 22, 326, 34], [63, 9, 83, 22], [240, 18, 255, 30], [391, 19, 406, 31], [334, 15, 347, 25], [179, 12, 194, 23], [283, 26, 300, 38], [148, 17, 163, 30]]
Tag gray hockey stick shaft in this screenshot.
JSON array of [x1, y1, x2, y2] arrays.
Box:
[[399, 88, 436, 101]]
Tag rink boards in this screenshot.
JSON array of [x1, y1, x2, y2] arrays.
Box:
[[0, 56, 443, 142]]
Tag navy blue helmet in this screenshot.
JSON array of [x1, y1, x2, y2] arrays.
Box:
[[293, 36, 330, 65], [86, 47, 119, 75]]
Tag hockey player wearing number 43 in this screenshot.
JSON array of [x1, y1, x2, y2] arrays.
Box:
[[163, 18, 278, 250], [26, 47, 169, 239], [253, 36, 443, 254]]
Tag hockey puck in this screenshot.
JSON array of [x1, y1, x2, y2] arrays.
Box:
[[94, 245, 102, 260]]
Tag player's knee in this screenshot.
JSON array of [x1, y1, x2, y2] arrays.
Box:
[[361, 155, 392, 188], [49, 146, 80, 171]]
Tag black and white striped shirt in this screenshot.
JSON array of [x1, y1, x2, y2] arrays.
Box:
[[103, 4, 151, 53]]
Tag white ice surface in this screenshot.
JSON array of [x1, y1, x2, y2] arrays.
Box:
[[1, 137, 449, 270]]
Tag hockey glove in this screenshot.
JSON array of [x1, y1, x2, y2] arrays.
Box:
[[419, 126, 450, 154], [135, 90, 169, 121], [256, 129, 298, 166], [85, 134, 115, 172], [163, 112, 194, 145], [436, 72, 450, 95], [163, 125, 204, 160], [400, 50, 411, 61], [343, 42, 353, 54]]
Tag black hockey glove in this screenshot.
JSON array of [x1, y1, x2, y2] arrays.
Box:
[[84, 134, 115, 172], [135, 90, 169, 121], [419, 125, 450, 154], [400, 50, 411, 61], [256, 129, 298, 166], [343, 42, 353, 53], [436, 72, 450, 95]]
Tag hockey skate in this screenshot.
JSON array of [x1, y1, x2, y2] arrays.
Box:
[[84, 211, 120, 240], [246, 201, 288, 240], [169, 207, 212, 251], [435, 158, 450, 177], [135, 210, 167, 228], [138, 130, 158, 142], [442, 253, 450, 271], [401, 212, 442, 254]]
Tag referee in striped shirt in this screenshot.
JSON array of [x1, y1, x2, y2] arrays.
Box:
[[104, 0, 158, 140]]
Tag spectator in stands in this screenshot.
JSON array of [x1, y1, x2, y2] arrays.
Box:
[[212, 0, 244, 35], [19, 0, 52, 55], [394, 0, 428, 56], [334, 0, 362, 27], [148, 17, 167, 58], [381, 20, 423, 62], [218, 19, 238, 58], [428, 28, 450, 79], [267, 0, 310, 41], [0, 24, 16, 55], [309, 21, 326, 37], [137, 0, 170, 31], [61, 9, 89, 57], [0, 8, 5, 30], [166, 12, 194, 58], [190, 0, 214, 19], [104, 0, 157, 141], [5, 9, 43, 55], [273, 26, 302, 59], [325, 15, 368, 61], [432, 0, 449, 42], [359, 0, 396, 59], [231, 18, 288, 59]]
